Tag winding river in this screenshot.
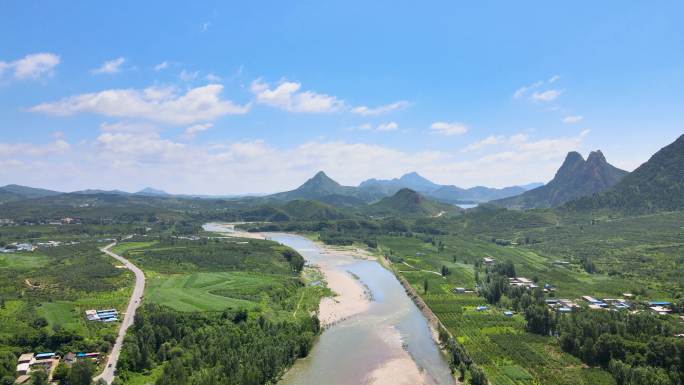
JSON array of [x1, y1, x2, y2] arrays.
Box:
[[203, 224, 454, 385]]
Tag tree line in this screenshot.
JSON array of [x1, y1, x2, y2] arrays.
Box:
[[116, 304, 321, 385]]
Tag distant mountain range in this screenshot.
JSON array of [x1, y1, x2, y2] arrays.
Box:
[[0, 185, 256, 203], [1, 171, 540, 209], [491, 150, 628, 209], [4, 134, 683, 216], [135, 187, 171, 196], [0, 184, 61, 203], [567, 134, 684, 213], [267, 170, 542, 207], [359, 172, 541, 204]]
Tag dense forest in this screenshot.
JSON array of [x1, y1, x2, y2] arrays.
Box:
[[116, 305, 320, 385]]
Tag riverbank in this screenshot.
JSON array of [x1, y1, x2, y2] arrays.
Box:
[[205, 223, 372, 327], [204, 224, 454, 385], [377, 254, 459, 384]]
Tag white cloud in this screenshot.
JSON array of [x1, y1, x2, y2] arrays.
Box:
[[180, 69, 200, 82], [513, 76, 562, 101], [430, 121, 468, 136], [0, 129, 593, 193], [99, 121, 159, 133], [250, 79, 344, 113], [154, 61, 169, 71], [462, 135, 505, 152], [30, 84, 249, 125], [351, 101, 409, 116], [531, 89, 562, 102], [513, 81, 542, 99], [205, 73, 222, 82], [0, 53, 60, 80], [183, 123, 213, 139], [92, 57, 125, 74], [376, 122, 399, 131], [201, 21, 212, 32], [562, 115, 583, 124], [0, 139, 70, 157], [355, 122, 398, 132]]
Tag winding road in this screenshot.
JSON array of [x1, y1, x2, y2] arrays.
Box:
[[94, 240, 145, 384]]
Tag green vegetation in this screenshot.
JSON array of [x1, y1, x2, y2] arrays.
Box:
[[117, 304, 320, 385], [0, 133, 682, 384], [110, 236, 326, 384], [275, 203, 684, 384], [365, 188, 462, 217], [0, 239, 132, 383], [122, 237, 304, 274]]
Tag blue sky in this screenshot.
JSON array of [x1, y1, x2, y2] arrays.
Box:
[[1, 1, 683, 194]]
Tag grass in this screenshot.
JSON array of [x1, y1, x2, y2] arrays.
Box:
[[0, 252, 50, 269], [111, 241, 157, 255], [145, 271, 274, 312], [118, 238, 327, 319], [39, 301, 83, 331], [123, 366, 163, 385]]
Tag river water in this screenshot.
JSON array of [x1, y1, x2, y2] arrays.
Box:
[[203, 224, 453, 385]]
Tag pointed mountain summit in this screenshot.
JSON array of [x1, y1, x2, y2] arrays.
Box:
[[359, 172, 440, 194], [568, 134, 684, 213], [268, 171, 366, 206], [491, 150, 628, 209], [297, 171, 346, 195], [396, 172, 442, 192]]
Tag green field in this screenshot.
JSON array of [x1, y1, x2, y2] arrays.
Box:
[[378, 234, 619, 384], [111, 240, 157, 255], [117, 238, 327, 318], [146, 271, 287, 312], [0, 252, 50, 269], [360, 210, 684, 384]]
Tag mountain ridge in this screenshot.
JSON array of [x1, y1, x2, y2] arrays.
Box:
[[491, 150, 628, 209], [358, 172, 541, 204], [567, 134, 684, 213]]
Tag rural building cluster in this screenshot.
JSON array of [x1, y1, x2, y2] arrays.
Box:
[[14, 351, 101, 383], [459, 257, 679, 319], [85, 309, 119, 322]]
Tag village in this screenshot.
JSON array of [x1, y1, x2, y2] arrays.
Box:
[[12, 308, 120, 383], [451, 256, 677, 320], [14, 351, 101, 384]]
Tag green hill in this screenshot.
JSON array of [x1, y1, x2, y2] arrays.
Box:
[[268, 171, 372, 206], [491, 150, 628, 209], [567, 134, 684, 213], [240, 199, 348, 222], [0, 184, 61, 203], [364, 188, 461, 217]]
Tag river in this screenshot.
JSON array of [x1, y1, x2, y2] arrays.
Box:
[[203, 224, 454, 385]]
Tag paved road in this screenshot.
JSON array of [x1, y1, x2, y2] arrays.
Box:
[[94, 240, 145, 384]]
